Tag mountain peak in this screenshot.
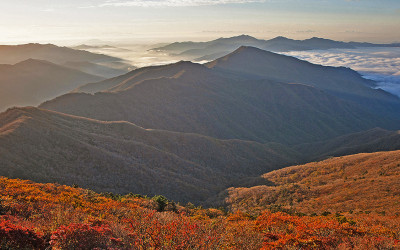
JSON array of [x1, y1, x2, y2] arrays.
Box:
[[226, 45, 279, 58], [215, 34, 259, 43], [206, 46, 276, 68], [235, 45, 264, 52], [269, 36, 292, 42], [234, 34, 255, 39]]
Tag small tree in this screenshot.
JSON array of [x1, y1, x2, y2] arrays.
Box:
[[152, 195, 169, 212]]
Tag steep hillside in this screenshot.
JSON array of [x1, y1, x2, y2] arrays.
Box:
[[295, 128, 400, 160], [0, 107, 300, 203], [40, 62, 382, 145], [0, 59, 104, 111], [225, 150, 400, 215]]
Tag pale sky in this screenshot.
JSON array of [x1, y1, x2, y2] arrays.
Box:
[[0, 0, 399, 45]]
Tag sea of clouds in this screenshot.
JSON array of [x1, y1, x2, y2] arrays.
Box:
[[282, 47, 400, 97]]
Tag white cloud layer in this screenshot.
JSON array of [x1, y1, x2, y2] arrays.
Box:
[[99, 0, 267, 7], [282, 47, 400, 97]]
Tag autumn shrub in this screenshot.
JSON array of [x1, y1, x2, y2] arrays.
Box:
[[255, 211, 365, 249], [126, 211, 224, 249], [0, 217, 47, 249], [1, 177, 400, 250], [50, 222, 122, 249]]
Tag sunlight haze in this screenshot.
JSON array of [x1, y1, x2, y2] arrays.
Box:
[[0, 0, 399, 45]]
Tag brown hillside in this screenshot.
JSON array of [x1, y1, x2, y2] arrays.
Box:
[[226, 150, 400, 215]]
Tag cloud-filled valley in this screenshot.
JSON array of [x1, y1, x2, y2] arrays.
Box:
[[282, 47, 400, 97]]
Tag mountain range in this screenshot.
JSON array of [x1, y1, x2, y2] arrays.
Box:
[[1, 43, 400, 206], [151, 35, 400, 61], [206, 46, 400, 118], [41, 47, 400, 145]]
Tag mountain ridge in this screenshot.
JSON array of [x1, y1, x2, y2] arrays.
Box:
[[151, 35, 400, 61], [40, 62, 384, 145], [0, 43, 122, 65], [0, 106, 301, 203]]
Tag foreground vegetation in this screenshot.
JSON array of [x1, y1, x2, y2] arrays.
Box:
[[0, 177, 399, 249]]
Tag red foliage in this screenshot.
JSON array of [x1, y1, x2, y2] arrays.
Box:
[[50, 222, 121, 249], [0, 216, 46, 249], [0, 177, 399, 249]]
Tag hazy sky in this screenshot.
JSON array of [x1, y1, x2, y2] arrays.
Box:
[[0, 0, 399, 45]]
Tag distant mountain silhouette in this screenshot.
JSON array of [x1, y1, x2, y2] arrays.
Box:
[[0, 43, 122, 65], [41, 59, 390, 145], [0, 107, 299, 203], [151, 35, 400, 61], [0, 59, 104, 111], [72, 44, 116, 50]]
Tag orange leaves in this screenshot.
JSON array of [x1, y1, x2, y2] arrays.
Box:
[[0, 176, 399, 249]]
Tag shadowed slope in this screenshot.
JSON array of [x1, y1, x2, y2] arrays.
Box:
[[41, 62, 380, 145], [295, 128, 400, 160], [0, 107, 299, 203], [0, 59, 104, 111]]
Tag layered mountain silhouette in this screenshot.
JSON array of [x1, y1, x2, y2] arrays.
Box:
[[72, 44, 116, 50], [41, 47, 400, 145], [0, 59, 104, 111], [2, 42, 400, 207], [0, 107, 300, 202], [42, 64, 384, 145], [0, 43, 122, 65], [151, 35, 400, 61]]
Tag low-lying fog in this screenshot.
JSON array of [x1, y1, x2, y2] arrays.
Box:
[[282, 47, 400, 97], [80, 44, 181, 68]]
